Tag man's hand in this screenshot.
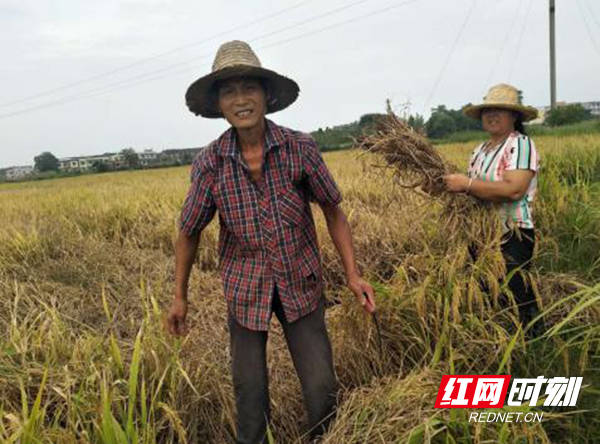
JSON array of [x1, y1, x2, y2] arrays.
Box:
[[347, 274, 376, 313], [166, 297, 189, 336], [169, 230, 200, 337]]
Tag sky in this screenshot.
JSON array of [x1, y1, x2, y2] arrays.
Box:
[[1, 0, 599, 168]]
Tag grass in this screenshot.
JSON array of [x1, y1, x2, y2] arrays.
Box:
[[1, 132, 599, 443]]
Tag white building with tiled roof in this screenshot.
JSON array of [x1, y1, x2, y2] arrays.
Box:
[[3, 165, 34, 180]]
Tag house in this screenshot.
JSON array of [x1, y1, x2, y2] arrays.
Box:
[[580, 101, 600, 116], [530, 108, 546, 125], [160, 147, 202, 165], [58, 158, 81, 170], [82, 153, 121, 170], [4, 165, 34, 181], [138, 149, 159, 166], [53, 146, 201, 173], [58, 153, 125, 171], [533, 100, 600, 124], [109, 153, 125, 168]]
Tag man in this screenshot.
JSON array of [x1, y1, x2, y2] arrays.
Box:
[[166, 40, 375, 444]]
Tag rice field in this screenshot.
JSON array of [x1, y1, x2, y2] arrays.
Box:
[[1, 132, 599, 443]]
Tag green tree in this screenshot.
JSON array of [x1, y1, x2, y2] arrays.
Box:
[[358, 113, 386, 128], [358, 113, 387, 132], [449, 106, 482, 132], [120, 148, 140, 169], [545, 104, 592, 126], [181, 152, 193, 164], [34, 152, 59, 172], [407, 114, 425, 131], [92, 160, 110, 173], [311, 120, 363, 151], [425, 106, 456, 138], [425, 104, 482, 138]]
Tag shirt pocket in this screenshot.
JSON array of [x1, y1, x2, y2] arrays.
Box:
[[276, 186, 307, 264], [277, 186, 306, 227]]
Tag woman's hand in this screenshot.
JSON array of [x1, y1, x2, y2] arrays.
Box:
[[443, 174, 470, 193]]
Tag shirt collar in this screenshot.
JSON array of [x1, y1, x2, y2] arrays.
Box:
[[217, 118, 286, 158]]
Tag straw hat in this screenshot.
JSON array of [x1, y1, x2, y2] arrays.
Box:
[[185, 40, 299, 118], [463, 83, 538, 122]]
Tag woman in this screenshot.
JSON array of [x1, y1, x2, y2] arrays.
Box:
[[443, 83, 543, 337]]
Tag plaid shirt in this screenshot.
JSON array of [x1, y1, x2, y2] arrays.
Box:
[[180, 119, 342, 331]]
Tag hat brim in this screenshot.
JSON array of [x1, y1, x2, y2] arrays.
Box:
[[463, 103, 538, 122], [185, 65, 299, 118]]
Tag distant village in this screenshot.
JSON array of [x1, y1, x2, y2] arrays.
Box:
[[2, 100, 599, 183], [0, 147, 202, 182]]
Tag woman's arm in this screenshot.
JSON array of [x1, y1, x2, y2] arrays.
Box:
[[444, 170, 535, 202]]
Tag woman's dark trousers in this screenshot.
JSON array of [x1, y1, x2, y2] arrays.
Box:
[[500, 228, 544, 337], [470, 228, 544, 337]]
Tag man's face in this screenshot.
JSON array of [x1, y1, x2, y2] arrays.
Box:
[[481, 108, 516, 136], [217, 77, 267, 130]]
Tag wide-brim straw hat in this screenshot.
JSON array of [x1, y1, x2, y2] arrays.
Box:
[[185, 40, 299, 118], [463, 83, 538, 122]]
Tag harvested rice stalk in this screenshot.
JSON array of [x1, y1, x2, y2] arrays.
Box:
[[358, 113, 501, 248]]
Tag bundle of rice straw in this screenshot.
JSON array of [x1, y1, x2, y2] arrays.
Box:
[[358, 113, 501, 247]]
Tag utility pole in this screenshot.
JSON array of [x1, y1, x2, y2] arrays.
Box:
[[549, 0, 556, 109]]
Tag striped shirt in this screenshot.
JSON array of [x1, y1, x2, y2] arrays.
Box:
[[467, 131, 539, 231], [179, 119, 342, 331]]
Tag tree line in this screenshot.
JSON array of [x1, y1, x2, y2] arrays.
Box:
[[25, 102, 599, 175], [312, 103, 596, 150]]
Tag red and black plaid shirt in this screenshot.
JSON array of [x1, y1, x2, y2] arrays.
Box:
[[180, 119, 342, 331]]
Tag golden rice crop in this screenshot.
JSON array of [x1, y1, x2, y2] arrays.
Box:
[[0, 132, 599, 443]]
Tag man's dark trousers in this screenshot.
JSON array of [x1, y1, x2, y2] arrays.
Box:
[[227, 285, 339, 444]]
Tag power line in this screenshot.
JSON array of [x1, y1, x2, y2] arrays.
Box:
[[485, 0, 523, 87], [585, 0, 600, 30], [0, 0, 315, 108], [577, 0, 600, 56], [0, 0, 424, 120], [100, 0, 378, 94], [259, 0, 422, 50], [423, 0, 477, 112], [0, 0, 373, 115], [243, 0, 374, 46], [507, 0, 533, 82]]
